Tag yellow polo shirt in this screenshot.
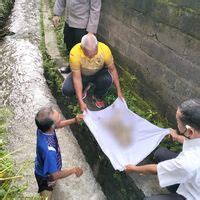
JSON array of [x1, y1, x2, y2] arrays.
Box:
[[69, 42, 114, 76]]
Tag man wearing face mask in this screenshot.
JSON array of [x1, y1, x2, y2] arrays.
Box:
[[125, 99, 200, 200]]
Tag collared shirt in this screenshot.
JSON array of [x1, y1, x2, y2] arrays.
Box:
[[69, 42, 114, 76], [157, 138, 200, 200], [35, 129, 62, 177], [53, 0, 101, 33]]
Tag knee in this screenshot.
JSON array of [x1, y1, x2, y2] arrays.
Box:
[[100, 72, 113, 86], [62, 84, 75, 97], [154, 147, 168, 163]]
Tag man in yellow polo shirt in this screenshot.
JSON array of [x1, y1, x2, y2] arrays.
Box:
[[62, 33, 124, 111]]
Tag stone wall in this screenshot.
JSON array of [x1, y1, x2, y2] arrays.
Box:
[[98, 0, 200, 120]]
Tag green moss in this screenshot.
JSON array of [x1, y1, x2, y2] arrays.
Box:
[[0, 0, 15, 28], [154, 0, 198, 15], [48, 0, 67, 58], [0, 107, 29, 199]]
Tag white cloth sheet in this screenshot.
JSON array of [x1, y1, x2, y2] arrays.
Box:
[[84, 98, 169, 171]]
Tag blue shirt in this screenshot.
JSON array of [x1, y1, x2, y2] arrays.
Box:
[[35, 129, 62, 177]]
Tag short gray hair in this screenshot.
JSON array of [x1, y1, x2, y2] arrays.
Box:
[[81, 33, 98, 50], [35, 107, 55, 132], [179, 99, 200, 131]]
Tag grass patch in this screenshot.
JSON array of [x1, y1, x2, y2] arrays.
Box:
[[154, 0, 199, 15], [48, 0, 67, 58], [0, 0, 15, 29], [0, 107, 29, 199]]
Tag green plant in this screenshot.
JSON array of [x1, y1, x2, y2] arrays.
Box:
[[0, 0, 15, 28], [0, 107, 31, 199]]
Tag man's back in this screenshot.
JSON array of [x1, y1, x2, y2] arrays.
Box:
[[35, 129, 62, 177], [157, 138, 200, 200]]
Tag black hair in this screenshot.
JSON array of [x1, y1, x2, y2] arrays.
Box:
[[179, 99, 200, 131], [35, 107, 55, 132]]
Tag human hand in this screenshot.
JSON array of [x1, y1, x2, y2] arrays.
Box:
[[79, 101, 88, 112], [75, 114, 84, 123], [117, 90, 125, 102], [87, 32, 95, 35], [73, 167, 83, 177], [169, 128, 179, 142], [124, 164, 136, 172], [52, 15, 60, 28]]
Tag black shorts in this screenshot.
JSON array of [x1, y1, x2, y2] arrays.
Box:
[[35, 173, 54, 193]]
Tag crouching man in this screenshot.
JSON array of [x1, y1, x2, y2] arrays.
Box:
[[125, 99, 200, 200], [62, 33, 123, 111]]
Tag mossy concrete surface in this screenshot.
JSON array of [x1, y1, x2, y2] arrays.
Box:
[[0, 0, 15, 28], [40, 0, 174, 198], [98, 0, 200, 123]]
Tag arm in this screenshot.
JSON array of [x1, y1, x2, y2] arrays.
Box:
[[108, 63, 123, 99], [52, 0, 66, 27], [49, 167, 83, 181], [72, 71, 83, 103], [56, 114, 84, 129], [57, 119, 76, 128], [87, 0, 101, 33], [125, 164, 157, 175], [72, 71, 87, 112]]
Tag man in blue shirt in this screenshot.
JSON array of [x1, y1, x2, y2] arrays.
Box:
[[35, 107, 83, 199]]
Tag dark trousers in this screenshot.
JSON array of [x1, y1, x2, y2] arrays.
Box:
[[144, 193, 185, 200], [145, 147, 185, 200], [154, 147, 179, 193], [64, 23, 87, 54], [62, 68, 113, 98]]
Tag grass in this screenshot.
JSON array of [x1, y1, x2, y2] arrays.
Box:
[[154, 0, 199, 15], [0, 107, 29, 199], [48, 0, 67, 58], [0, 0, 15, 29]]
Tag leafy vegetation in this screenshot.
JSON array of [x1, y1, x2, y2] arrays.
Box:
[[48, 0, 67, 58], [0, 107, 31, 199], [0, 0, 15, 29]]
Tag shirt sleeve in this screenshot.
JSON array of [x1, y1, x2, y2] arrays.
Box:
[[102, 44, 114, 67], [53, 0, 66, 16], [86, 0, 101, 33], [69, 50, 81, 72], [43, 150, 59, 176], [157, 153, 192, 188]]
